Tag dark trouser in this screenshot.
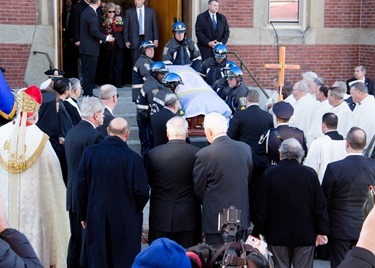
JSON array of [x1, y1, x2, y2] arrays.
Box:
[[67, 212, 88, 268], [268, 245, 315, 268], [148, 229, 202, 248], [328, 238, 357, 268], [101, 45, 125, 87], [136, 114, 153, 156], [130, 35, 145, 66], [81, 54, 98, 96], [249, 166, 266, 222]]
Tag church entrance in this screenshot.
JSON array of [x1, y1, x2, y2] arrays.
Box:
[[58, 0, 190, 82]]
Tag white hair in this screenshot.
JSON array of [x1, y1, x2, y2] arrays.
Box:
[[166, 116, 188, 137], [80, 97, 105, 118], [204, 112, 228, 135]]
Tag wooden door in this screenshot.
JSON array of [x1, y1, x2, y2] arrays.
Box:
[[148, 0, 182, 61]]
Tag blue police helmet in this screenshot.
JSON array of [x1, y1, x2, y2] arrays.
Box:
[[139, 40, 156, 52], [161, 72, 184, 87], [222, 60, 237, 71], [225, 66, 243, 80], [172, 22, 186, 33], [149, 62, 169, 75], [213, 44, 228, 59]]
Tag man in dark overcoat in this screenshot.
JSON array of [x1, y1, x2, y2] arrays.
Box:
[[193, 112, 252, 245], [145, 116, 201, 248], [77, 117, 150, 268]]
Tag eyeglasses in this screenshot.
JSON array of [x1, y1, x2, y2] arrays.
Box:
[[108, 11, 115, 13]]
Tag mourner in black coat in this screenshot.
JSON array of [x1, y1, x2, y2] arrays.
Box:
[[146, 116, 201, 248], [64, 97, 104, 268], [195, 1, 230, 61], [193, 112, 252, 245], [77, 118, 149, 268], [322, 127, 375, 268]]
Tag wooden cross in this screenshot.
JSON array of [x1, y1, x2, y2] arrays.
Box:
[[264, 46, 300, 101]]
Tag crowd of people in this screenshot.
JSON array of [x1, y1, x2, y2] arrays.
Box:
[[1, 0, 375, 267]]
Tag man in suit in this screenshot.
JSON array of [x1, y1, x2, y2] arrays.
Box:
[[79, 0, 114, 96], [77, 117, 149, 267], [97, 84, 118, 137], [193, 112, 252, 245], [195, 0, 230, 62], [64, 97, 104, 268], [227, 89, 274, 220], [322, 127, 375, 268], [151, 93, 181, 147], [253, 138, 329, 268], [146, 116, 201, 248], [346, 65, 375, 96], [256, 101, 307, 165], [124, 0, 159, 65]]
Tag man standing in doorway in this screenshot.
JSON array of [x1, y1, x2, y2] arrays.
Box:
[[195, 0, 230, 61], [79, 0, 114, 96], [124, 0, 159, 65]]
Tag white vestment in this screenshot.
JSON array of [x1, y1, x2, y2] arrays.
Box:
[[289, 93, 317, 134], [349, 95, 375, 146], [330, 101, 352, 137], [305, 99, 332, 147], [304, 135, 347, 184], [0, 122, 69, 268]]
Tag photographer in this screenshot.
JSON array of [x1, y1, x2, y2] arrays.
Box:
[[0, 194, 43, 267]]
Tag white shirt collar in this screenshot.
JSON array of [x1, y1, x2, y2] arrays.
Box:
[[212, 133, 227, 142]]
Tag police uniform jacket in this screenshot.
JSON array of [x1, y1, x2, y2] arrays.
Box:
[[200, 57, 226, 86], [136, 75, 164, 116], [150, 87, 174, 115], [224, 82, 248, 113], [132, 54, 154, 94], [162, 37, 202, 72], [256, 123, 307, 164]]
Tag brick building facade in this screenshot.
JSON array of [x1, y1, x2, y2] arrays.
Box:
[[1, 0, 374, 89]]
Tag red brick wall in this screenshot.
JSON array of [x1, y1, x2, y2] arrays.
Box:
[[0, 44, 31, 88], [324, 0, 360, 28], [359, 45, 375, 80], [361, 0, 375, 28], [227, 44, 360, 89], [220, 0, 253, 28], [0, 0, 36, 25]]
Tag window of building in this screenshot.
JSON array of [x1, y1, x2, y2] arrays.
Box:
[[269, 0, 299, 23]]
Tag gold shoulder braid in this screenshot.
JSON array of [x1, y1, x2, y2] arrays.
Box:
[[0, 133, 49, 174]]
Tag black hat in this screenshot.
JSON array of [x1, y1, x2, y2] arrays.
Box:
[[44, 69, 65, 79], [273, 101, 294, 120]]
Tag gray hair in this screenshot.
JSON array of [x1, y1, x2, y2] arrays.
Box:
[[279, 138, 305, 163], [164, 93, 180, 107], [69, 78, 81, 91], [166, 116, 188, 137], [312, 77, 324, 87], [80, 97, 105, 118], [328, 86, 345, 100], [351, 81, 368, 94], [99, 84, 117, 100], [294, 80, 310, 93], [332, 81, 347, 95], [204, 112, 228, 135], [357, 65, 366, 73], [301, 71, 318, 82]]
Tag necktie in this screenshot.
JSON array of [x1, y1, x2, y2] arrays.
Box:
[[139, 9, 143, 35], [212, 14, 217, 29]]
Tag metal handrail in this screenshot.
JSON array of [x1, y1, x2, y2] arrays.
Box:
[[33, 51, 54, 70], [227, 51, 269, 98]]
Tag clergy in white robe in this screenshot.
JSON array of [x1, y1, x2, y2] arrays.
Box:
[[327, 86, 352, 137], [304, 113, 347, 183], [349, 81, 375, 146], [0, 86, 69, 268], [305, 85, 332, 147], [289, 80, 317, 134]]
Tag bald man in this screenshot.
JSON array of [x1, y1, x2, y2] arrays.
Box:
[[77, 117, 150, 267]]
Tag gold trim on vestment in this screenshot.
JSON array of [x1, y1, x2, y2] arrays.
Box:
[[0, 102, 17, 119], [0, 133, 49, 174]]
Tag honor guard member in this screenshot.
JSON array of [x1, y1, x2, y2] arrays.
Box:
[[221, 66, 248, 114], [151, 72, 184, 115], [162, 22, 202, 72], [132, 40, 156, 102], [212, 60, 236, 96], [136, 61, 169, 156], [40, 68, 65, 90], [256, 101, 307, 165], [199, 43, 227, 86]]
